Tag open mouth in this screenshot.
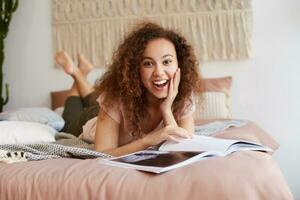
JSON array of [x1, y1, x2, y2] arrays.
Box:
[[153, 80, 168, 89]]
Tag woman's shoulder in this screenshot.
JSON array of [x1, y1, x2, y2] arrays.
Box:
[[96, 92, 121, 107], [96, 92, 124, 123]]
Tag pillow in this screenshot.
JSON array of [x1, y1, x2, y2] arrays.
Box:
[[0, 107, 65, 131], [54, 106, 64, 116], [193, 76, 232, 120], [0, 121, 56, 144]]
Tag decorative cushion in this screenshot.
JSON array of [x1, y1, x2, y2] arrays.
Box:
[[0, 107, 65, 131], [0, 121, 56, 145], [194, 76, 232, 120]]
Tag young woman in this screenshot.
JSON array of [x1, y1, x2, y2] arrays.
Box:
[[56, 22, 202, 157]]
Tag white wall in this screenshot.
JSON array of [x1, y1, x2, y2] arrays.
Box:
[[3, 0, 300, 197]]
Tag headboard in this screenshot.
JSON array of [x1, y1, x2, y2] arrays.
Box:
[[50, 76, 232, 121], [50, 90, 70, 110]]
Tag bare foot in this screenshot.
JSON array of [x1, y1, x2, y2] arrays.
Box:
[[78, 54, 94, 76], [55, 51, 75, 75]]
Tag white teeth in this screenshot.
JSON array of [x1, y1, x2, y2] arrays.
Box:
[[153, 80, 167, 85]]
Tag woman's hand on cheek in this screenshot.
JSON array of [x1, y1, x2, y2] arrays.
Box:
[[141, 125, 192, 146], [160, 68, 181, 113]]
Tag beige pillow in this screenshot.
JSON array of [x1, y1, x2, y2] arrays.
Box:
[[194, 76, 232, 120]]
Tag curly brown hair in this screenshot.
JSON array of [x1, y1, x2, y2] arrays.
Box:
[[95, 21, 203, 137]]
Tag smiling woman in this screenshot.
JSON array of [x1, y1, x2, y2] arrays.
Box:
[[91, 22, 203, 157]]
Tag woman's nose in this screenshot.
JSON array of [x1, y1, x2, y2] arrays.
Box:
[[153, 64, 164, 76]]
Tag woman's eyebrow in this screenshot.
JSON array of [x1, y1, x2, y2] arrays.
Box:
[[142, 57, 154, 60], [162, 54, 174, 58], [142, 54, 173, 60]]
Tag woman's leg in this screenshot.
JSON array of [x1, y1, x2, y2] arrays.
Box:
[[77, 53, 100, 107], [55, 51, 99, 136], [66, 82, 80, 97], [76, 54, 100, 125], [60, 82, 83, 130], [55, 51, 94, 98], [55, 52, 87, 136]]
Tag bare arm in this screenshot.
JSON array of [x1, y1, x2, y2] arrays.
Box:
[[160, 68, 194, 134], [94, 110, 192, 157], [162, 109, 177, 126], [160, 68, 180, 127], [94, 111, 150, 157], [177, 115, 194, 135], [94, 111, 119, 152], [162, 109, 194, 134]]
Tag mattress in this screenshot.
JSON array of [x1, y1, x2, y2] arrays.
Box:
[[0, 121, 293, 200]]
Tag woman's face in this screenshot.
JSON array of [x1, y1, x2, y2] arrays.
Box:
[[140, 38, 178, 99]]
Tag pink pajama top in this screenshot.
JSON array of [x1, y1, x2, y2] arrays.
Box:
[[79, 94, 195, 145]]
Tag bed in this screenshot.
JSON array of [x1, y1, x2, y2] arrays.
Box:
[[0, 77, 294, 199]]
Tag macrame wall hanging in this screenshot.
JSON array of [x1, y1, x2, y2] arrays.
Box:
[[52, 0, 253, 67]]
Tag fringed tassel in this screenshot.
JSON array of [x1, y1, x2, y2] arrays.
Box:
[[52, 0, 252, 67]]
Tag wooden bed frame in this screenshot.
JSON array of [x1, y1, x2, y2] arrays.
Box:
[[50, 90, 70, 110]]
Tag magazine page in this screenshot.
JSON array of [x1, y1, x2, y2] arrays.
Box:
[[159, 135, 238, 153], [100, 150, 221, 174], [226, 141, 272, 154]]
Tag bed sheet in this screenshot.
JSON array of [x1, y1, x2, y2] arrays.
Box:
[[0, 120, 294, 200]]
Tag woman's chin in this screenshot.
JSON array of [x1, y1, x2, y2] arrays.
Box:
[[153, 92, 168, 99], [147, 91, 168, 100]]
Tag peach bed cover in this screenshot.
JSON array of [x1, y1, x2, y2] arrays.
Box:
[[0, 121, 293, 200]]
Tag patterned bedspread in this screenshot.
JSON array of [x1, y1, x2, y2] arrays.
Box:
[[0, 120, 247, 163], [0, 132, 110, 163]]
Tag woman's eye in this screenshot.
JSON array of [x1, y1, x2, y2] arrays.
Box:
[[163, 59, 172, 65], [143, 61, 153, 67]]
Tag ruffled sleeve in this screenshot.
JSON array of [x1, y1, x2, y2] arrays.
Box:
[[96, 94, 122, 124]]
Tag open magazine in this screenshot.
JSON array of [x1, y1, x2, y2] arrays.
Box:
[[99, 135, 272, 174]]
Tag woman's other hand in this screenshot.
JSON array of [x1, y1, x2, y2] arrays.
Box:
[[142, 124, 193, 146], [160, 68, 181, 113]]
